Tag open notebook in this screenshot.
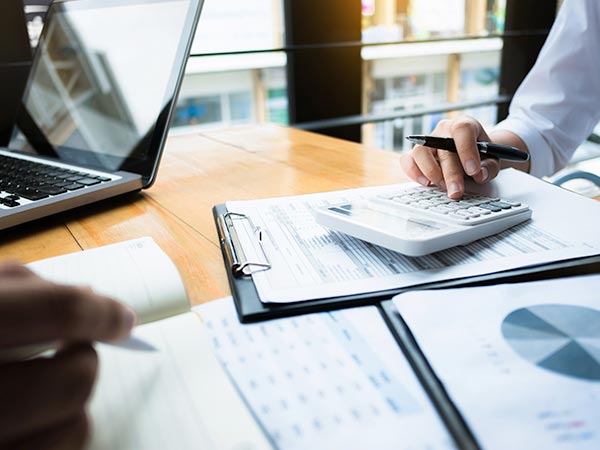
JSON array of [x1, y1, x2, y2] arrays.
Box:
[[27, 237, 272, 450]]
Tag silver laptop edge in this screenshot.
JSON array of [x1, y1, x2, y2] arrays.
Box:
[[0, 150, 142, 230]]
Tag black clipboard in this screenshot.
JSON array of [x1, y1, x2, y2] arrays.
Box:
[[214, 203, 600, 323]]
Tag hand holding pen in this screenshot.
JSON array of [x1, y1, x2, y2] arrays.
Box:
[[399, 116, 530, 199], [0, 263, 137, 449]]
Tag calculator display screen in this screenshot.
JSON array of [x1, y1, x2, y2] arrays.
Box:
[[328, 203, 448, 240]]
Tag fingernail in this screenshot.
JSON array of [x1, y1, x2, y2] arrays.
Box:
[[417, 176, 429, 186], [439, 180, 446, 190], [123, 306, 137, 330], [481, 166, 489, 182], [465, 159, 478, 176], [448, 182, 460, 197]]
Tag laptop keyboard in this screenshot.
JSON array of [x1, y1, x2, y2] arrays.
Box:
[[0, 155, 112, 208]]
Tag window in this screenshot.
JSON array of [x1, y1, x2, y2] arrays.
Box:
[[361, 1, 506, 152], [24, 0, 557, 154], [172, 0, 288, 133]]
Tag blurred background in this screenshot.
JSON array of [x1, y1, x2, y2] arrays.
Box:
[[22, 0, 598, 164]]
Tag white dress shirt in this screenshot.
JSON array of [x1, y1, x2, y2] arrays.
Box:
[[494, 0, 600, 177]]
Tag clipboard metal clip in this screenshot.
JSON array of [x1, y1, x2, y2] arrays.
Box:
[[217, 212, 272, 277]]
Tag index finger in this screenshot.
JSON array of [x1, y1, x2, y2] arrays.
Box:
[[0, 275, 136, 348], [450, 120, 482, 177]]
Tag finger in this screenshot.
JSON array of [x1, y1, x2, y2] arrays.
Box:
[[410, 145, 444, 187], [472, 158, 501, 184], [0, 277, 136, 348], [0, 344, 97, 443], [399, 152, 430, 186], [0, 262, 32, 277], [7, 412, 89, 450], [438, 150, 466, 199], [450, 118, 485, 177]]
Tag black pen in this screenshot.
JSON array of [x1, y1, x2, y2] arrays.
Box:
[[406, 135, 530, 162]]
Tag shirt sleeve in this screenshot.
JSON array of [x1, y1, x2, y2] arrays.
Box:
[[493, 0, 600, 177]]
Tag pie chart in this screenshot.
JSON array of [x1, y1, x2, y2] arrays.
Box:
[[501, 304, 600, 381]]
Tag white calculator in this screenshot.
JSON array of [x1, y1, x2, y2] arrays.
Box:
[[315, 185, 532, 256]]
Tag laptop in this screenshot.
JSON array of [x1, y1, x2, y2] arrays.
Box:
[[0, 0, 204, 230]]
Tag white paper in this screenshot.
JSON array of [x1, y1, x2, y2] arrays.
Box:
[[226, 169, 599, 303], [27, 237, 189, 324], [196, 298, 456, 450], [88, 312, 273, 450], [393, 274, 600, 450]]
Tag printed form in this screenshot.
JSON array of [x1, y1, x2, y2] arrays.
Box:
[[393, 275, 600, 450], [196, 298, 456, 450], [226, 169, 600, 303]]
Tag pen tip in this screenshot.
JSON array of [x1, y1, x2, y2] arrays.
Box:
[[406, 136, 424, 145]]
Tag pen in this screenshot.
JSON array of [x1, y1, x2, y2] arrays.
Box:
[[0, 334, 157, 363], [406, 135, 530, 162]]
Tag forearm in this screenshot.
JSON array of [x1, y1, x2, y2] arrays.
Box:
[[488, 129, 531, 173], [491, 0, 600, 177]]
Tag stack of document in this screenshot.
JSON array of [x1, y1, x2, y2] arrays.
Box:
[[224, 169, 600, 305]]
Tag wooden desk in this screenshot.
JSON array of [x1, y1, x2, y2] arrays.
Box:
[[0, 125, 409, 306]]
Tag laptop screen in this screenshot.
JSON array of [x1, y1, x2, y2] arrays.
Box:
[[9, 0, 202, 184]]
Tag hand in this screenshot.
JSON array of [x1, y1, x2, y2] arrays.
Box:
[[400, 116, 501, 199], [0, 263, 136, 450]]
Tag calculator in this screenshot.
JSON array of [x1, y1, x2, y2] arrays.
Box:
[[315, 185, 532, 256]]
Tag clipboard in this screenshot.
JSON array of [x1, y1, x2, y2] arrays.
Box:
[[214, 203, 600, 323]]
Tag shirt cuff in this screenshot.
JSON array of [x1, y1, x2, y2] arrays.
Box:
[[493, 117, 554, 178]]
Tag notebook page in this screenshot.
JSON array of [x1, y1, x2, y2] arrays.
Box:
[[88, 311, 272, 450], [27, 237, 189, 324]]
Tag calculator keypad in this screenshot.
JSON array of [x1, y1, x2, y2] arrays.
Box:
[[374, 186, 528, 225]]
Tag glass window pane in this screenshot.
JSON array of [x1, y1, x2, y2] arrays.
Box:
[[362, 0, 507, 44], [173, 94, 222, 128], [174, 0, 287, 133], [265, 66, 289, 125], [174, 65, 288, 131], [362, 2, 503, 153], [192, 0, 284, 54], [229, 92, 253, 121]]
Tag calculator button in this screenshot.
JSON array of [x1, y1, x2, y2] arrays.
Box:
[[412, 200, 431, 209], [490, 201, 513, 209], [375, 186, 528, 226], [467, 206, 491, 215], [478, 204, 502, 212], [449, 202, 471, 210], [448, 211, 472, 219], [463, 198, 484, 205], [390, 195, 412, 204], [430, 205, 453, 214]]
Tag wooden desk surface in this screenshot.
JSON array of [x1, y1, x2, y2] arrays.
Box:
[[0, 125, 409, 306]]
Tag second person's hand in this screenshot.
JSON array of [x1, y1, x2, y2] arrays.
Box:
[[399, 116, 501, 199], [0, 263, 137, 450]]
